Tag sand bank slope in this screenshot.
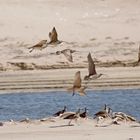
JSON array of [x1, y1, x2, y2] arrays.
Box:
[[0, 67, 140, 94]]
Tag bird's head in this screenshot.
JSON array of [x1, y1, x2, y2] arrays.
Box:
[[84, 107, 88, 112], [56, 51, 61, 55], [75, 71, 81, 77], [76, 108, 81, 114], [43, 40, 47, 43]]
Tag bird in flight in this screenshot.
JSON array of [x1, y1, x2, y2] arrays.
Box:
[[84, 52, 103, 80], [56, 49, 76, 62], [28, 40, 48, 53], [138, 45, 140, 63], [48, 27, 61, 44], [68, 71, 87, 96]]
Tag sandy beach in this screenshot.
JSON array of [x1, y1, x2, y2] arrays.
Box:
[[0, 117, 140, 140], [0, 0, 140, 139], [0, 67, 140, 94]]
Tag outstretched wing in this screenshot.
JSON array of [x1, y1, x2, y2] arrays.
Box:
[[88, 53, 97, 76], [63, 49, 73, 62], [73, 71, 81, 88], [77, 86, 87, 96], [49, 27, 58, 43]]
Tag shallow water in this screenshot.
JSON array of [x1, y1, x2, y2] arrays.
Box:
[[0, 89, 140, 121]]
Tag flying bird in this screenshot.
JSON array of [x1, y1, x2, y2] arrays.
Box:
[[28, 40, 47, 53], [48, 27, 61, 44], [84, 52, 103, 80], [56, 49, 76, 62], [67, 71, 87, 96]]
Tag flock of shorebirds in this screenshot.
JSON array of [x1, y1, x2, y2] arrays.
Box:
[[0, 104, 137, 127], [27, 27, 110, 96], [51, 104, 139, 126], [1, 27, 139, 128], [21, 27, 140, 127], [28, 26, 140, 96]]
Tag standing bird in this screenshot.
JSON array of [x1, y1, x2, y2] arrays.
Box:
[[80, 107, 88, 118], [48, 27, 61, 44], [68, 71, 87, 96], [28, 40, 48, 53], [94, 105, 112, 124], [56, 49, 76, 62], [62, 109, 80, 125], [84, 52, 103, 80], [53, 106, 67, 117]]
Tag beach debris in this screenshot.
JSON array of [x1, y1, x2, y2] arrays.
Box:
[[112, 112, 137, 123], [128, 138, 133, 140], [28, 40, 48, 53], [7, 119, 17, 125], [67, 71, 87, 96], [48, 27, 61, 44], [0, 122, 4, 126], [19, 118, 31, 123], [56, 49, 76, 62], [53, 106, 67, 117], [84, 52, 103, 81], [40, 117, 56, 122], [111, 120, 120, 125]]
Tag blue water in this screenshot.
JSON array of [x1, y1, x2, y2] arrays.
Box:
[[0, 89, 140, 121]]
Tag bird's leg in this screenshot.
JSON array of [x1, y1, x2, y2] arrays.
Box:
[[72, 87, 75, 96], [72, 92, 75, 96], [68, 119, 72, 126], [75, 118, 80, 126]]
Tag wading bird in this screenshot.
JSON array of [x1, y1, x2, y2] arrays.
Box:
[[94, 104, 112, 124], [53, 106, 67, 117], [61, 109, 80, 125], [80, 107, 88, 118]]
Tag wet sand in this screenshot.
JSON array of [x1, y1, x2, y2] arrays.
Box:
[[0, 66, 140, 94]]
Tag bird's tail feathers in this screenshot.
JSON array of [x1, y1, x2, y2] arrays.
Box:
[[77, 86, 87, 96]]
